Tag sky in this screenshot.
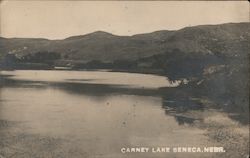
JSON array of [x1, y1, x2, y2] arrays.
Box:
[[0, 1, 249, 39]]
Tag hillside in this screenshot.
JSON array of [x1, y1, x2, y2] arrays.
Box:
[[0, 22, 249, 64]]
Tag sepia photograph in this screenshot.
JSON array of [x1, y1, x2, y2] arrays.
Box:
[[0, 1, 249, 158]]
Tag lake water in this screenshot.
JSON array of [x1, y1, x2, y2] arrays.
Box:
[[0, 70, 248, 158]]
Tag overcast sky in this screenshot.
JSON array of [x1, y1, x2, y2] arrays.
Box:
[[0, 1, 249, 39]]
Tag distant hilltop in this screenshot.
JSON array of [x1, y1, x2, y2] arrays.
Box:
[[0, 22, 249, 62]]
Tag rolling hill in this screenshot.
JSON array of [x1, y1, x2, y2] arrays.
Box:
[[0, 22, 249, 63]]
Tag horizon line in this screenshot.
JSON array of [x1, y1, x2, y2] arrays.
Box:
[[0, 22, 249, 40]]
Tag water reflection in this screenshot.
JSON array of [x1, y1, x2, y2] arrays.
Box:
[[0, 70, 248, 158], [0, 71, 248, 124], [160, 90, 206, 125]]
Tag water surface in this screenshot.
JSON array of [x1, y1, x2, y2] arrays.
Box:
[[0, 70, 248, 158]]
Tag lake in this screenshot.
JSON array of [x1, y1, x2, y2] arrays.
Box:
[[0, 70, 248, 158]]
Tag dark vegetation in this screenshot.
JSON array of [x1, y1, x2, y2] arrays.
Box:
[[0, 51, 60, 70]]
